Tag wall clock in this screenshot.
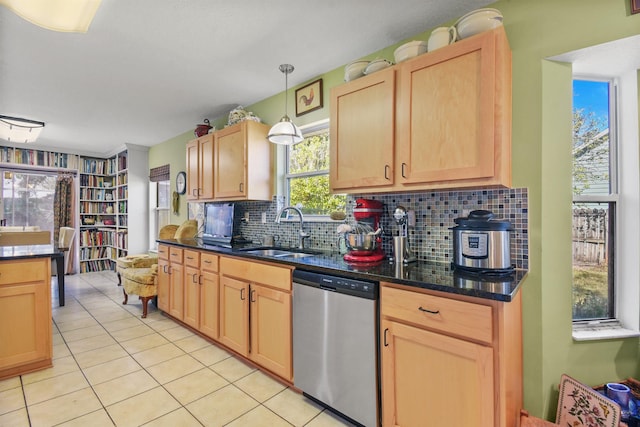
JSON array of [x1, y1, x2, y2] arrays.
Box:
[[176, 171, 186, 195]]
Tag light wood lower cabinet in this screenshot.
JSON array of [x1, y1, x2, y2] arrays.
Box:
[[199, 253, 219, 340], [183, 249, 201, 329], [168, 247, 184, 320], [219, 256, 293, 381], [380, 283, 522, 427], [219, 275, 249, 356], [0, 258, 52, 380], [157, 246, 292, 382], [157, 245, 170, 312]]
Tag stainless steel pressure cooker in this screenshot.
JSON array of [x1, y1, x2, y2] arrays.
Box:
[[451, 210, 513, 274]]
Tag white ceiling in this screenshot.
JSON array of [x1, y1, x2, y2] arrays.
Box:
[[0, 0, 492, 157]]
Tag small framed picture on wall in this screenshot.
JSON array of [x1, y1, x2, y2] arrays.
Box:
[[632, 0, 640, 14], [295, 79, 323, 116]]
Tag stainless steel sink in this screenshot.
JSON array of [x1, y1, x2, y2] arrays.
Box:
[[278, 252, 316, 259], [242, 248, 316, 259]]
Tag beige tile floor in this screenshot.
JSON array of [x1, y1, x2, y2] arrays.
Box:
[[0, 271, 355, 427]]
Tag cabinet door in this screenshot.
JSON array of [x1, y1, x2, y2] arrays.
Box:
[[381, 319, 494, 427], [186, 138, 199, 200], [330, 68, 396, 191], [249, 285, 292, 381], [168, 263, 184, 320], [199, 270, 219, 340], [199, 134, 215, 199], [183, 265, 200, 329], [0, 259, 51, 372], [396, 29, 506, 186], [215, 125, 246, 199], [219, 275, 249, 356], [157, 257, 170, 312]]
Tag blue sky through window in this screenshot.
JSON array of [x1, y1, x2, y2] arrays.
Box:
[[573, 79, 610, 131]]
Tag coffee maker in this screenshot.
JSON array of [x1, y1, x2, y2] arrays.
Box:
[[344, 199, 385, 263]]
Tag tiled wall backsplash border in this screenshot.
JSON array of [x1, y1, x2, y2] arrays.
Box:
[[189, 187, 528, 270]]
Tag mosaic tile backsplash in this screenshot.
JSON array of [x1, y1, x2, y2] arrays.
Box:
[[189, 187, 529, 270]]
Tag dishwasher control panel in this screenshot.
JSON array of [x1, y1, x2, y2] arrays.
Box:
[[293, 270, 378, 300]]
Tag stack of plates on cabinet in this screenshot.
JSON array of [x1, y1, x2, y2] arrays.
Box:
[[344, 60, 369, 82], [455, 8, 503, 40], [363, 59, 393, 75]]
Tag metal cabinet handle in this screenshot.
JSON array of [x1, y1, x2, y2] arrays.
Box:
[[384, 328, 389, 347], [192, 188, 198, 196], [192, 273, 198, 283], [198, 274, 202, 285], [250, 289, 256, 303], [401, 163, 407, 178], [239, 182, 244, 193], [167, 266, 172, 275], [240, 288, 246, 300], [204, 260, 212, 264], [384, 165, 390, 180], [418, 306, 440, 315], [162, 265, 168, 273]]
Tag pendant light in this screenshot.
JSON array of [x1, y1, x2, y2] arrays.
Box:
[[267, 64, 303, 145], [0, 0, 102, 33]]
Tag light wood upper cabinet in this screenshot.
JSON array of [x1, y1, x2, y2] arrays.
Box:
[[215, 121, 273, 201], [0, 258, 52, 380], [186, 134, 214, 201], [330, 67, 396, 190], [330, 27, 511, 194], [186, 121, 272, 201], [396, 27, 511, 188]]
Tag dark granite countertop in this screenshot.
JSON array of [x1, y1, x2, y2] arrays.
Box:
[[0, 244, 62, 260], [158, 238, 527, 302]]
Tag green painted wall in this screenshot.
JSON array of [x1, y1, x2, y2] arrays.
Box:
[[149, 0, 640, 418], [148, 129, 190, 225]]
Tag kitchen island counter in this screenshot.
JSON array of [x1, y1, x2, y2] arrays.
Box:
[[158, 238, 526, 302]]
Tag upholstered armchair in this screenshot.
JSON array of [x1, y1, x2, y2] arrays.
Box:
[[117, 220, 198, 317]]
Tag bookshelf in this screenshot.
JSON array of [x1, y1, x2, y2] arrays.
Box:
[[79, 156, 118, 272], [0, 146, 79, 169], [78, 145, 148, 273]]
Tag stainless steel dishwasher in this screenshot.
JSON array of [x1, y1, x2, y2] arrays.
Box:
[[293, 269, 379, 427]]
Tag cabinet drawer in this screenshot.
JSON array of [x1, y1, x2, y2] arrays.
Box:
[[0, 259, 48, 285], [200, 253, 219, 273], [158, 245, 169, 260], [381, 285, 493, 344], [220, 257, 291, 292], [169, 247, 183, 264], [184, 250, 200, 268]]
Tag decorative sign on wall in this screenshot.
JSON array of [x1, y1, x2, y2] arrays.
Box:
[[295, 79, 323, 116], [633, 0, 640, 14]]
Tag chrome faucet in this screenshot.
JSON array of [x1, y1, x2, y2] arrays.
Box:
[[275, 206, 310, 250]]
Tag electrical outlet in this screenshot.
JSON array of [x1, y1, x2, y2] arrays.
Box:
[[261, 212, 267, 223], [243, 212, 250, 223], [407, 210, 416, 227]]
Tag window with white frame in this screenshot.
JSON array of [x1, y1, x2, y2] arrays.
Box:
[[285, 120, 346, 218], [148, 165, 171, 251], [571, 72, 640, 339], [571, 78, 616, 321]]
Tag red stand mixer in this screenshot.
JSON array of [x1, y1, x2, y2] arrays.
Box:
[[343, 199, 385, 263]]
